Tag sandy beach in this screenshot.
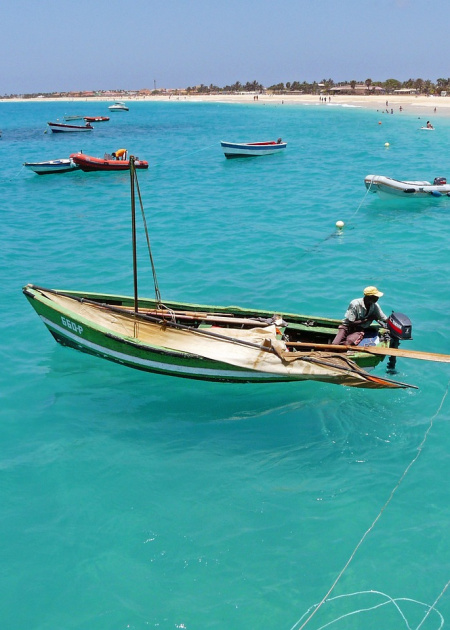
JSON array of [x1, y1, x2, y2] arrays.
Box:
[[0, 93, 450, 116], [2, 92, 450, 117]]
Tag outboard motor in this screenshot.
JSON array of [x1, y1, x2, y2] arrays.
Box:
[[386, 311, 412, 372], [433, 177, 447, 185]]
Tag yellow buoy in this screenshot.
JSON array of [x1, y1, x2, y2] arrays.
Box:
[[336, 220, 344, 229]]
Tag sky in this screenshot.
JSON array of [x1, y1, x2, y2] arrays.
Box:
[[3, 0, 450, 95]]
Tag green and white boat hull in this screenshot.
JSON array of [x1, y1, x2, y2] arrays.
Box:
[[23, 284, 407, 388]]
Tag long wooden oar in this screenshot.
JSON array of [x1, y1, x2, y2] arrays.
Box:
[[285, 342, 450, 363]]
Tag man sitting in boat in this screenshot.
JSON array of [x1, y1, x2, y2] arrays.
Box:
[[112, 148, 128, 160], [426, 121, 434, 129], [332, 286, 388, 345]]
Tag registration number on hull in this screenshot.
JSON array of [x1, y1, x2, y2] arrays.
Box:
[[61, 316, 83, 335]]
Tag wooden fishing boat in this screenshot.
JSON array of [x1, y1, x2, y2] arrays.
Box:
[[22, 283, 416, 388], [70, 152, 149, 172], [221, 139, 287, 158], [47, 121, 93, 133], [23, 158, 450, 390], [83, 116, 110, 123], [23, 157, 80, 175], [365, 174, 450, 199]]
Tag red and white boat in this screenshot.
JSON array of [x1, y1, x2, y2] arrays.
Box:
[[47, 121, 93, 133], [70, 153, 149, 172], [83, 116, 110, 123]]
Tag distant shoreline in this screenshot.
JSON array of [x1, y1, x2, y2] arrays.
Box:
[[2, 93, 449, 116]]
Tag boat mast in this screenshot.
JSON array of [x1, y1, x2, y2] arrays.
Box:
[[130, 156, 139, 313]]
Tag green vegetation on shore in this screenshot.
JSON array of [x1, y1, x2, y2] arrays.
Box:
[[4, 77, 450, 99]]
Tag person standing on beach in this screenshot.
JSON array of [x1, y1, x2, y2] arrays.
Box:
[[332, 286, 388, 345]]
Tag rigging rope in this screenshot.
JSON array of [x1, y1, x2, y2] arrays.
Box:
[[133, 166, 162, 306], [289, 380, 450, 630]]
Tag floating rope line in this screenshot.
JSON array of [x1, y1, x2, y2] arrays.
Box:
[[289, 380, 450, 630], [151, 142, 217, 167], [292, 590, 446, 630], [295, 229, 351, 263], [294, 181, 373, 263], [416, 580, 450, 630]]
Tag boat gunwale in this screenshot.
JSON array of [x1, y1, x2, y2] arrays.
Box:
[[25, 284, 342, 327], [23, 284, 385, 362]]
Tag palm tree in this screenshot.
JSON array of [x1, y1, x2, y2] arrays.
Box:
[[365, 78, 372, 93], [414, 78, 424, 93], [350, 80, 357, 92], [423, 79, 433, 94], [384, 78, 401, 93]]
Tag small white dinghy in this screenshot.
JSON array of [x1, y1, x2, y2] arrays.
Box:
[[23, 158, 80, 175], [364, 174, 450, 199]]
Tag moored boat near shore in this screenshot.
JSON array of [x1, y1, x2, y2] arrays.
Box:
[[108, 101, 129, 111], [221, 139, 287, 158], [47, 121, 93, 133], [83, 116, 110, 123], [70, 152, 149, 171], [23, 157, 80, 175], [365, 174, 450, 199]]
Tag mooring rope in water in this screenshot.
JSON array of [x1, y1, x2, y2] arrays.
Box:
[[295, 181, 374, 263], [151, 142, 217, 167], [292, 590, 447, 630], [416, 580, 450, 630], [289, 380, 450, 630], [350, 182, 373, 219]]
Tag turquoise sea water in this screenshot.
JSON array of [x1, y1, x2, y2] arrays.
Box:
[[1, 100, 449, 630]]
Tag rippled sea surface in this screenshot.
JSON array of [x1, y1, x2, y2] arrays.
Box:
[[1, 100, 449, 630]]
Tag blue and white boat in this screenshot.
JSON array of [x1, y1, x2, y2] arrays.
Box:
[[221, 139, 287, 158], [23, 158, 80, 175], [47, 121, 93, 133]]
